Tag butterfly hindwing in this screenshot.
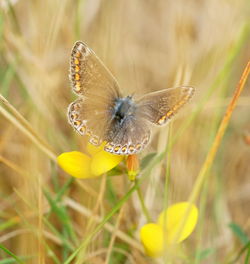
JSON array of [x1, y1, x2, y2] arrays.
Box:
[[104, 112, 151, 155]]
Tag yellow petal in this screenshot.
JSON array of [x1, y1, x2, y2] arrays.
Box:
[[140, 223, 164, 258], [86, 142, 106, 156], [57, 151, 92, 178], [90, 150, 123, 176], [157, 202, 198, 244]]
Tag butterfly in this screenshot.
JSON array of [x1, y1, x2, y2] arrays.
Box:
[[68, 41, 194, 155]]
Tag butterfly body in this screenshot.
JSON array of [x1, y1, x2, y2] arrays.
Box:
[[68, 41, 195, 155], [112, 96, 136, 124]]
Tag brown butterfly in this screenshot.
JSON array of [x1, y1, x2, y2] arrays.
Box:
[[68, 41, 194, 155]]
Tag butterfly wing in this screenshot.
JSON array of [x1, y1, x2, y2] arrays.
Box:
[[136, 86, 194, 126], [69, 41, 121, 98], [103, 110, 151, 155], [68, 41, 122, 145]]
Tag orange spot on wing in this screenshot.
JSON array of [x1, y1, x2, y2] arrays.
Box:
[[136, 143, 142, 150], [104, 143, 114, 152], [86, 130, 92, 136], [129, 145, 135, 153], [75, 51, 81, 58], [74, 82, 81, 92], [74, 58, 80, 65], [79, 125, 86, 134], [114, 145, 121, 153], [122, 146, 128, 153], [71, 113, 78, 120], [73, 120, 81, 127], [158, 115, 167, 125], [75, 73, 80, 81], [166, 110, 173, 117], [75, 65, 80, 72]]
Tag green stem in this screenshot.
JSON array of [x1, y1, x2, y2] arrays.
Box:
[[0, 244, 25, 264], [136, 185, 152, 222]]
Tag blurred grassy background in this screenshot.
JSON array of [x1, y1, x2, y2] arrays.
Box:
[[0, 0, 250, 263]]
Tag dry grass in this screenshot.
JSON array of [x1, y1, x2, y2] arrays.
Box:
[[0, 0, 250, 263]]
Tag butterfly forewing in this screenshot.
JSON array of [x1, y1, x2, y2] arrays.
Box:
[[69, 41, 121, 98], [136, 86, 194, 126]]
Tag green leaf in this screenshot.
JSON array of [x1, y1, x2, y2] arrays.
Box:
[[0, 218, 18, 231], [43, 189, 77, 249], [245, 245, 250, 264], [0, 244, 25, 264], [229, 222, 249, 245], [0, 256, 32, 264]]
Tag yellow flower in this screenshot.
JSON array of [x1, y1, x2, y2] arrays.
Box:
[[158, 202, 198, 244], [140, 223, 164, 257], [140, 202, 198, 258], [57, 143, 124, 179], [57, 151, 91, 178]]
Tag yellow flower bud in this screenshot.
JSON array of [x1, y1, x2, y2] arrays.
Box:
[[126, 154, 140, 181]]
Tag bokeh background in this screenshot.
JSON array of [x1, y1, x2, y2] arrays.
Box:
[[0, 0, 249, 263]]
